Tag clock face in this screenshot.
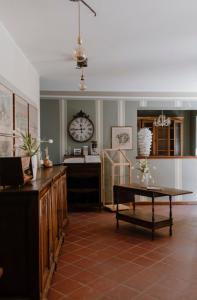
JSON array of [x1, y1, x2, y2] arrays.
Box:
[[68, 117, 94, 142]]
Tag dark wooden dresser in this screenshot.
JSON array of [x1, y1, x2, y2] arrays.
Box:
[[0, 166, 68, 300], [63, 162, 101, 211]]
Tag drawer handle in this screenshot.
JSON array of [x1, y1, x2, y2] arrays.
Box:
[[0, 267, 3, 278]]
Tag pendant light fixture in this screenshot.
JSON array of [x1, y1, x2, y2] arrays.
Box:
[[69, 0, 96, 90], [73, 1, 87, 63], [79, 68, 87, 91], [153, 111, 171, 127]]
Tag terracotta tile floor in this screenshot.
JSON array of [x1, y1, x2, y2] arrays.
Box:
[[48, 205, 197, 300]]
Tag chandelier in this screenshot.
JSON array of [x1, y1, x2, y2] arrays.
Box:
[[153, 111, 171, 127], [69, 0, 96, 91]]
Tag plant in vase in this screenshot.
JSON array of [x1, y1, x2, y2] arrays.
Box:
[[134, 158, 156, 187], [14, 130, 40, 180]]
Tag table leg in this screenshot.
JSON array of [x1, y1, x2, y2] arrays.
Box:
[[116, 201, 119, 230], [152, 195, 155, 240], [132, 194, 135, 213], [169, 195, 172, 236]]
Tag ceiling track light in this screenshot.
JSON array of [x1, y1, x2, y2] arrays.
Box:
[[69, 0, 96, 16]]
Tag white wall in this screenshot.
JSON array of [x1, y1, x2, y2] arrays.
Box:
[[0, 23, 39, 106]]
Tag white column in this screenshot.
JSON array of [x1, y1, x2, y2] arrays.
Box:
[[118, 100, 125, 126], [95, 100, 103, 153], [117, 100, 125, 184], [59, 99, 66, 162], [175, 159, 183, 201]]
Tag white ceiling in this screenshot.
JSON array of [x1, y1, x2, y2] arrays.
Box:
[[1, 0, 197, 92]]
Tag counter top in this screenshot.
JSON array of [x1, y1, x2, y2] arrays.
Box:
[[0, 165, 66, 194], [136, 156, 197, 159]]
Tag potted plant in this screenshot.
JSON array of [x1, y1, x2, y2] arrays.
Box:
[[14, 130, 40, 180]]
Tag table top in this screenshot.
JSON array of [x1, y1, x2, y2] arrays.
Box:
[[114, 183, 193, 197]]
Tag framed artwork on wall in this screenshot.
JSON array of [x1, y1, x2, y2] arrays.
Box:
[[0, 83, 13, 135], [29, 104, 38, 138], [14, 95, 28, 133], [111, 126, 133, 150], [0, 136, 13, 157], [14, 95, 28, 156]]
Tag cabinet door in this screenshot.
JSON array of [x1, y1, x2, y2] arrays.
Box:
[[51, 180, 59, 255], [60, 174, 68, 229], [39, 189, 52, 293], [155, 126, 170, 156]]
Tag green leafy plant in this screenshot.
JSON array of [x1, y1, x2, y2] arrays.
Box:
[[15, 131, 40, 157]]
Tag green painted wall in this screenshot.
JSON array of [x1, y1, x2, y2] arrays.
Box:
[[40, 99, 60, 164], [125, 101, 138, 161], [103, 101, 118, 149]]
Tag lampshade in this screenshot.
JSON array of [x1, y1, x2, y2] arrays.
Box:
[[79, 69, 87, 91], [73, 41, 87, 62]]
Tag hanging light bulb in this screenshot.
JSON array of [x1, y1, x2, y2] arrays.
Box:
[[79, 68, 87, 91], [73, 1, 87, 63]]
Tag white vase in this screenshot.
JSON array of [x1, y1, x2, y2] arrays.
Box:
[[138, 128, 152, 156], [140, 173, 149, 187], [31, 155, 38, 181]]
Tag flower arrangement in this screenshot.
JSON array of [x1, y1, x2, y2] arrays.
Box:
[[138, 128, 152, 157], [137, 158, 150, 174], [132, 158, 156, 186]]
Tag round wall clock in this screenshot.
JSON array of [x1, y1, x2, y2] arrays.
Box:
[[68, 110, 94, 142]]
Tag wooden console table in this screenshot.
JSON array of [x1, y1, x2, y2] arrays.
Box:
[[114, 183, 192, 239]]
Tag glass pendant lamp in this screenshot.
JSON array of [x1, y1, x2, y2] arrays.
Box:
[[79, 68, 87, 91], [73, 1, 87, 63]]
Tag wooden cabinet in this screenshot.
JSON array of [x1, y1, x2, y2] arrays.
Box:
[[63, 162, 101, 211], [138, 116, 184, 156], [0, 166, 68, 300], [39, 188, 52, 295]]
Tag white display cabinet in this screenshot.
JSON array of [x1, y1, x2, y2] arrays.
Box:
[[102, 149, 132, 211]]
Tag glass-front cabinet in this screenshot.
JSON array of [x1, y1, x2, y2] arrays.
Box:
[[138, 117, 184, 156]]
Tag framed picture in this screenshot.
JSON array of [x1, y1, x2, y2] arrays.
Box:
[[111, 126, 132, 150], [0, 83, 13, 135], [14, 95, 28, 156], [0, 136, 13, 157], [14, 95, 28, 133], [29, 104, 38, 138]]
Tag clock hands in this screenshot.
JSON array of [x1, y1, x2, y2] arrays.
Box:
[[71, 124, 86, 133]]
